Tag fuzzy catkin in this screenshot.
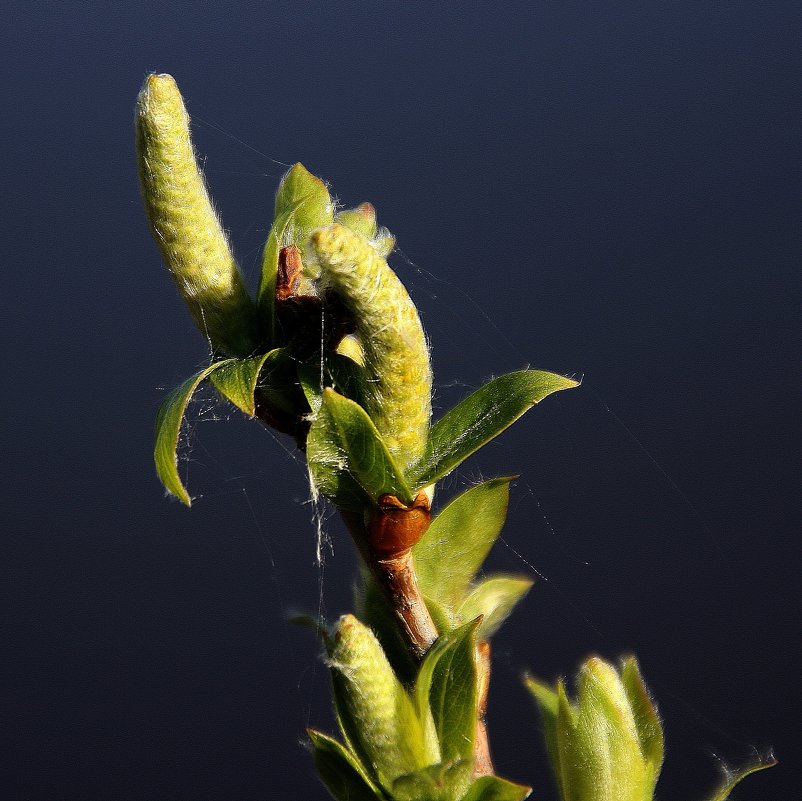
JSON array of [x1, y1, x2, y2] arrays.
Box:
[[311, 224, 432, 469], [329, 615, 435, 786], [135, 74, 255, 356]]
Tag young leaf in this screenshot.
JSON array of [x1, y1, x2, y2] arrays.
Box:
[[414, 478, 514, 610], [702, 756, 777, 801], [619, 656, 664, 776], [257, 207, 293, 342], [392, 761, 472, 801], [307, 729, 385, 801], [407, 370, 579, 488], [297, 360, 325, 414], [307, 388, 414, 508], [306, 391, 372, 512], [154, 359, 234, 506], [417, 619, 481, 765], [255, 348, 308, 417], [297, 352, 368, 416], [422, 594, 458, 635], [257, 163, 333, 338], [458, 575, 534, 639], [335, 202, 378, 240], [460, 776, 532, 801], [523, 674, 564, 801], [209, 351, 276, 416]]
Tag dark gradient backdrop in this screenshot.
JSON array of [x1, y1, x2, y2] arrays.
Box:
[[2, 2, 800, 799]]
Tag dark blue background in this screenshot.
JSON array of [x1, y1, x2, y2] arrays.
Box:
[[2, 2, 799, 799]]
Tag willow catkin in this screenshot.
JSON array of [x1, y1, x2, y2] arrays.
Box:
[[311, 224, 432, 469], [135, 73, 256, 356], [328, 615, 436, 787]]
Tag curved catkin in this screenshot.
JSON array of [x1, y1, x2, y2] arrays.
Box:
[[135, 74, 256, 356], [311, 224, 432, 469]]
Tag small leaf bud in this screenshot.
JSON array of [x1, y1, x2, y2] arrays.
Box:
[[526, 655, 663, 801]]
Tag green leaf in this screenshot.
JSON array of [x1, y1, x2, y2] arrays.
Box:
[[460, 776, 532, 801], [414, 478, 513, 610], [422, 594, 458, 635], [274, 162, 333, 227], [257, 208, 290, 338], [393, 761, 473, 801], [255, 348, 311, 426], [297, 352, 368, 416], [154, 359, 235, 506], [327, 351, 368, 408], [416, 620, 481, 765], [620, 656, 664, 775], [307, 388, 414, 508], [335, 203, 378, 240], [523, 674, 564, 801], [307, 729, 385, 801], [408, 370, 579, 488], [703, 756, 776, 801], [257, 163, 333, 338], [209, 351, 276, 416], [458, 575, 533, 639], [297, 360, 325, 414]]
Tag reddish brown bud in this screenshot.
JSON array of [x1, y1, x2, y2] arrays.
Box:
[[368, 492, 431, 557], [276, 244, 303, 301]]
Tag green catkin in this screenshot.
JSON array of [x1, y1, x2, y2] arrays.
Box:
[[136, 73, 256, 356], [328, 615, 436, 787], [311, 224, 432, 469]]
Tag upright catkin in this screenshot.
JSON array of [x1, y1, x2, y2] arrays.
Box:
[[311, 224, 432, 469], [328, 615, 436, 787], [135, 74, 256, 356]]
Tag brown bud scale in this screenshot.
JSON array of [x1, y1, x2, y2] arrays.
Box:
[[368, 492, 431, 557]]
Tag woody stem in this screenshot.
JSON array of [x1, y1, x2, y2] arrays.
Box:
[[341, 509, 494, 776], [341, 510, 438, 660]]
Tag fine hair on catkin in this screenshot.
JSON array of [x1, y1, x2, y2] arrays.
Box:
[[135, 73, 256, 356], [311, 224, 432, 470]]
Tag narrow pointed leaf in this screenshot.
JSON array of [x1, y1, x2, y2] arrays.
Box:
[[297, 360, 325, 414], [423, 619, 481, 764], [307, 729, 385, 801], [154, 359, 234, 506], [459, 575, 533, 639], [703, 756, 776, 801], [255, 347, 310, 425], [297, 352, 368, 416], [257, 207, 292, 341], [209, 351, 276, 416], [257, 163, 333, 337], [524, 673, 561, 785], [620, 656, 664, 774], [393, 761, 472, 801], [308, 388, 414, 508], [413, 625, 469, 725], [422, 593, 458, 635], [414, 478, 513, 610], [408, 370, 579, 488], [460, 776, 532, 801]]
